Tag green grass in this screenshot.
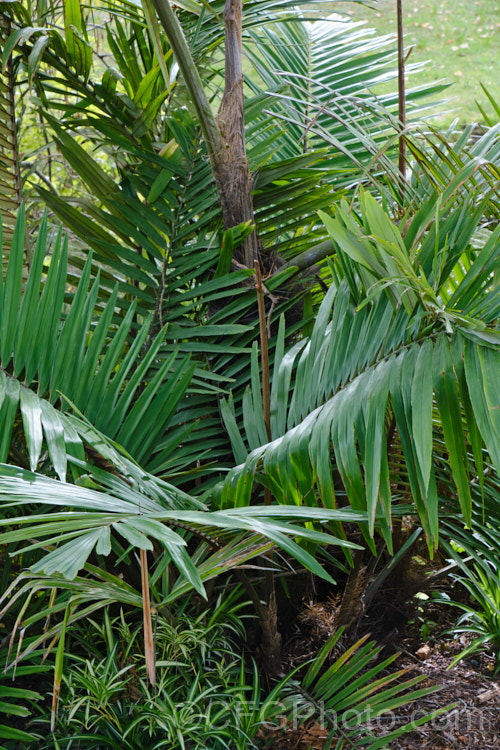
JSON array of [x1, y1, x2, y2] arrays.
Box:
[[331, 0, 500, 125]]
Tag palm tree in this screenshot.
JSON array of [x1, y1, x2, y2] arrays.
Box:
[[1, 0, 500, 694]]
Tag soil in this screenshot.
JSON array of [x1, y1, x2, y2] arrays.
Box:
[[259, 592, 500, 749]]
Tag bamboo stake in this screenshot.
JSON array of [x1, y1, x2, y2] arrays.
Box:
[[397, 0, 407, 193], [254, 260, 271, 447], [255, 260, 281, 675], [140, 548, 156, 686]]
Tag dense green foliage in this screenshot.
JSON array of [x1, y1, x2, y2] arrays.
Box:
[[0, 0, 499, 747]]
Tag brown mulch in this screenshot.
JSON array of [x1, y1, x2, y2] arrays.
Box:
[[386, 638, 499, 749], [259, 596, 500, 749]]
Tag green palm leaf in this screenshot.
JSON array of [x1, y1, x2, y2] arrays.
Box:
[[217, 189, 500, 551], [0, 209, 198, 476], [0, 456, 366, 668], [295, 627, 451, 750]]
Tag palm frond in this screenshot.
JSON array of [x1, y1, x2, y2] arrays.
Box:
[[0, 462, 364, 583], [0, 209, 198, 477], [0, 453, 367, 678], [407, 123, 500, 215], [216, 188, 500, 552], [294, 627, 450, 750], [244, 14, 445, 221]]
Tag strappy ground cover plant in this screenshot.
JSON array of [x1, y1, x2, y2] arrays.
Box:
[[0, 0, 499, 745]]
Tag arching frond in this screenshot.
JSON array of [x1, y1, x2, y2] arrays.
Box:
[[216, 189, 500, 552], [0, 209, 196, 477]]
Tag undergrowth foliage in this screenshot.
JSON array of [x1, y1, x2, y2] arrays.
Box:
[[0, 0, 499, 747]]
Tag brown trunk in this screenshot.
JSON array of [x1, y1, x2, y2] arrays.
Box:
[[260, 578, 282, 676], [0, 13, 27, 262], [334, 548, 367, 634], [151, 0, 259, 266], [216, 0, 259, 267]]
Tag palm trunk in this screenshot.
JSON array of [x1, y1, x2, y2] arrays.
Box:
[[216, 0, 258, 266], [0, 13, 27, 262], [150, 0, 258, 266]]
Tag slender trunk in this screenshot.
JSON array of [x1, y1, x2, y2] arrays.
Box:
[[259, 583, 281, 675], [217, 0, 258, 267], [150, 0, 258, 266], [0, 13, 28, 262], [334, 547, 367, 633]]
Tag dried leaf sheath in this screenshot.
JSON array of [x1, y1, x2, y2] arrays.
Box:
[[0, 13, 23, 258], [140, 548, 156, 686]]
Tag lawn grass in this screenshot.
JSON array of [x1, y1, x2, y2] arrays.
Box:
[[331, 0, 500, 125]]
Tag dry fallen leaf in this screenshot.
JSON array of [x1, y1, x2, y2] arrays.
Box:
[[416, 643, 432, 660], [478, 685, 500, 703]]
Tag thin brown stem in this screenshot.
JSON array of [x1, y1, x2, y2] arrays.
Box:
[[150, 0, 258, 265], [140, 548, 156, 686], [397, 0, 407, 192], [255, 260, 271, 448], [255, 261, 281, 674]]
